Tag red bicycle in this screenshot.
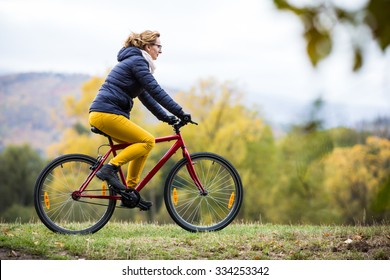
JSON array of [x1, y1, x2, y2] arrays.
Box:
[[34, 120, 243, 234]]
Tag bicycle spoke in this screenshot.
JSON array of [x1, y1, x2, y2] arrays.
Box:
[[34, 154, 116, 234], [165, 153, 243, 232]]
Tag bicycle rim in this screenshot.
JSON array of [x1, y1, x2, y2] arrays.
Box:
[[34, 154, 116, 234], [164, 152, 243, 232]]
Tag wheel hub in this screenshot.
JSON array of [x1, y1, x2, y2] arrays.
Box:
[[71, 191, 81, 200]]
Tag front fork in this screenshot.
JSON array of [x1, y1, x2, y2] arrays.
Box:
[[182, 148, 208, 196]]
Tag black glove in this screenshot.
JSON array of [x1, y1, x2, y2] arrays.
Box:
[[162, 115, 178, 125], [179, 113, 192, 123]]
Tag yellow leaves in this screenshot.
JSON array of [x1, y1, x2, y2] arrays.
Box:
[[47, 128, 106, 157], [173, 79, 268, 168], [46, 75, 106, 156], [366, 135, 390, 149], [64, 76, 105, 119], [316, 136, 390, 218], [54, 241, 65, 248]]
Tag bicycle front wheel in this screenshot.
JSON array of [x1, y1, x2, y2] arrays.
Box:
[[164, 152, 243, 232], [34, 154, 116, 234]]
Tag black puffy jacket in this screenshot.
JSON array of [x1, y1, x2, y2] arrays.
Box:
[[89, 47, 184, 120]]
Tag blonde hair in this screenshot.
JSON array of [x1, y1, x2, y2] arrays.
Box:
[[124, 30, 160, 49]]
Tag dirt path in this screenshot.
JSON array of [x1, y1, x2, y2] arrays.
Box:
[[0, 247, 44, 260]]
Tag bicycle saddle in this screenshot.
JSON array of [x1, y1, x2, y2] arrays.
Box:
[[91, 126, 109, 137]]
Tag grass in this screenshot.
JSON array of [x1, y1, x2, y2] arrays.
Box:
[[1, 222, 389, 260]]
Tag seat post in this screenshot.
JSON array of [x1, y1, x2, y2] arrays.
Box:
[[107, 136, 114, 147], [91, 126, 114, 147]]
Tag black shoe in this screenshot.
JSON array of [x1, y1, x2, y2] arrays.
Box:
[[96, 164, 126, 191], [137, 197, 153, 211]]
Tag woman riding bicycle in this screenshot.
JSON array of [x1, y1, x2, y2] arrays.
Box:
[[89, 30, 191, 210]]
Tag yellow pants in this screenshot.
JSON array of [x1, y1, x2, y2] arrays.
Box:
[[89, 112, 155, 188]]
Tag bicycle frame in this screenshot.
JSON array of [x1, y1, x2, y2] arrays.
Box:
[[75, 127, 206, 201]]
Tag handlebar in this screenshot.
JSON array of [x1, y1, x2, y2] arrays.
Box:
[[173, 119, 198, 132]]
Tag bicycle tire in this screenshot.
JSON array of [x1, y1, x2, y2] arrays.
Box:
[[164, 152, 243, 232], [34, 154, 116, 234]]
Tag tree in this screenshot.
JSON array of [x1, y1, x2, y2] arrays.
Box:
[[261, 97, 333, 223], [273, 0, 390, 71], [173, 78, 267, 161], [47, 76, 107, 157], [308, 136, 390, 224], [266, 127, 335, 223], [172, 78, 275, 221], [0, 145, 45, 221]]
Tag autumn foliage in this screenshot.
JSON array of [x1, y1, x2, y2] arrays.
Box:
[[40, 76, 390, 225]]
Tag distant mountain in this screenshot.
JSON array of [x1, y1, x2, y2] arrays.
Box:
[[0, 72, 90, 154]]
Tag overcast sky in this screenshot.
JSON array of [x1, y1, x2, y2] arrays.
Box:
[[1, 0, 389, 127]]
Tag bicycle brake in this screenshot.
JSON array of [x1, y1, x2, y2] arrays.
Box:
[[90, 155, 103, 171]]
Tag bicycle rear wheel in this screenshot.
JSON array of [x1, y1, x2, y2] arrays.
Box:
[[34, 154, 116, 234], [164, 152, 243, 232]]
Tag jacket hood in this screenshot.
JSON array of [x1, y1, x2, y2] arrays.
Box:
[[117, 47, 142, 62]]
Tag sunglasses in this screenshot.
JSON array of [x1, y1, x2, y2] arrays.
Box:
[[152, 44, 162, 50]]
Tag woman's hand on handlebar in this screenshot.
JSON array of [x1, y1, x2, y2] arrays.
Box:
[[162, 115, 178, 125], [163, 113, 198, 127], [179, 113, 192, 124]]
